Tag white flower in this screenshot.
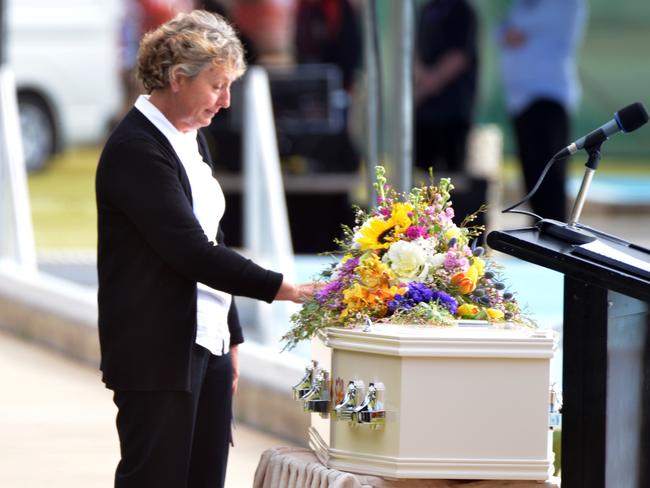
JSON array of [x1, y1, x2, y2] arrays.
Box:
[[410, 237, 445, 272], [427, 252, 446, 269], [351, 230, 362, 250], [383, 240, 427, 281]]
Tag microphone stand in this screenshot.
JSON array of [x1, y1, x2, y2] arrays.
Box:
[[536, 144, 603, 244]]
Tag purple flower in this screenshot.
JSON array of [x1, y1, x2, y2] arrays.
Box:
[[340, 257, 359, 276], [316, 280, 343, 304], [315, 257, 360, 309], [387, 282, 458, 316], [434, 290, 458, 315]]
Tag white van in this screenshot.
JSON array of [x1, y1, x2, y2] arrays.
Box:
[[7, 0, 124, 171]]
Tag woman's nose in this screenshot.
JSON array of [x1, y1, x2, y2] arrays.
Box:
[[218, 88, 231, 109]]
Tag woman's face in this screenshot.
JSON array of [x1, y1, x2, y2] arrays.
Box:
[[172, 64, 234, 132]]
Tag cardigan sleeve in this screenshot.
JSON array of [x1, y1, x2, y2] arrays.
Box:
[[227, 298, 244, 346], [97, 136, 283, 302]]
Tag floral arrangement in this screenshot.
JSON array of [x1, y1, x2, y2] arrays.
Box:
[[282, 166, 533, 350]]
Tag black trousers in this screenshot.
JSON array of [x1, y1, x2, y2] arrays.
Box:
[[415, 120, 471, 174], [112, 345, 233, 488], [513, 98, 570, 222]]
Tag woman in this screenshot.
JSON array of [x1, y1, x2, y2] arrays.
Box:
[[96, 10, 315, 488]]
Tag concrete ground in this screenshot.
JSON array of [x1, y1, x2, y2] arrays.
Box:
[[0, 330, 294, 488]]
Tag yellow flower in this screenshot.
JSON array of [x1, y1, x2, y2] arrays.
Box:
[[486, 308, 505, 320], [457, 303, 480, 318], [355, 203, 414, 251], [444, 226, 461, 242], [343, 283, 366, 303], [340, 283, 367, 319], [357, 253, 394, 288], [451, 264, 479, 294], [472, 257, 485, 276], [341, 281, 404, 319], [357, 217, 396, 251], [390, 202, 413, 236]]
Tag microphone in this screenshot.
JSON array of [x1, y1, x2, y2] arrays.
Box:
[[553, 102, 649, 160], [536, 101, 649, 244]]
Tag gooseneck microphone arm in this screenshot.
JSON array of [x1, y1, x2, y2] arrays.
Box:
[[567, 145, 601, 227], [535, 144, 602, 245]]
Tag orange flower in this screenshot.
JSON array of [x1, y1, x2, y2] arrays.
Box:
[[340, 282, 405, 319], [451, 265, 479, 294], [334, 377, 345, 404]]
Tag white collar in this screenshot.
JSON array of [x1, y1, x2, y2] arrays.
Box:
[[134, 95, 197, 146]]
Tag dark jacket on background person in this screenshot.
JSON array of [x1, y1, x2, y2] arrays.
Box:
[[96, 108, 283, 392], [416, 0, 478, 125]]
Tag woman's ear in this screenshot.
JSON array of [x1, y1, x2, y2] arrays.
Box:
[[169, 67, 183, 93]]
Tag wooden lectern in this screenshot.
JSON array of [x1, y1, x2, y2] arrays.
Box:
[[488, 223, 650, 487]]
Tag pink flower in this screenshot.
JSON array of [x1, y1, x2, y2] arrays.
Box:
[[405, 225, 427, 240], [443, 251, 469, 271]]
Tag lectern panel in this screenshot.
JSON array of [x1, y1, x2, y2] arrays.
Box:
[[487, 226, 650, 487]]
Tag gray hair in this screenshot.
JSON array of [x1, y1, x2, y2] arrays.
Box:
[[137, 10, 246, 93]]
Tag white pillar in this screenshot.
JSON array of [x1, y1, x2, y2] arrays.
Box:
[[242, 66, 297, 344], [0, 65, 37, 271]]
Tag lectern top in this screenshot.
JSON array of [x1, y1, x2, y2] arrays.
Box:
[[487, 225, 650, 303]]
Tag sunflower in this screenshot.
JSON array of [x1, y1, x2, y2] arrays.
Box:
[[357, 217, 397, 251], [390, 202, 414, 237]]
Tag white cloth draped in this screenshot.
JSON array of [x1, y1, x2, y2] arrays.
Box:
[[253, 447, 561, 488]]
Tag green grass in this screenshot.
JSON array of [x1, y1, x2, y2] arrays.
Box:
[[27, 147, 650, 252], [553, 430, 562, 477], [28, 145, 100, 250]]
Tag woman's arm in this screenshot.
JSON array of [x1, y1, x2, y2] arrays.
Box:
[[274, 280, 322, 303], [97, 137, 283, 302]]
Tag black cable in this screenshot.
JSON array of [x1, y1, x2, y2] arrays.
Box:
[[505, 208, 544, 220], [501, 154, 567, 221]]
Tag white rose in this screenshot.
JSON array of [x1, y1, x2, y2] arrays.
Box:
[[383, 240, 427, 281]]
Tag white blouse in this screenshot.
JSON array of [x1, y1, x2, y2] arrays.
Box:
[[135, 95, 231, 356]]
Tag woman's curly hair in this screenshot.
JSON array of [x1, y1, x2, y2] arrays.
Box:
[[137, 10, 246, 93]]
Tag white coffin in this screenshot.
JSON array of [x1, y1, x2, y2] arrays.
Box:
[[308, 323, 556, 480]]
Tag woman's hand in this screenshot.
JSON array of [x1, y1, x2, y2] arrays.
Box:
[[230, 344, 239, 396], [274, 280, 322, 303]]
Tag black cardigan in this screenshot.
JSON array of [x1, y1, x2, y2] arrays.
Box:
[[95, 108, 283, 391]]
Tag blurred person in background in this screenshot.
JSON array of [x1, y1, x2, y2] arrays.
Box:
[[294, 0, 362, 92], [414, 0, 478, 175], [498, 0, 587, 222], [291, 0, 362, 174], [96, 10, 317, 488]]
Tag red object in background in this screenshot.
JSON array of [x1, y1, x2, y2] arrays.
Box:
[[233, 0, 295, 57], [139, 0, 194, 33]]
